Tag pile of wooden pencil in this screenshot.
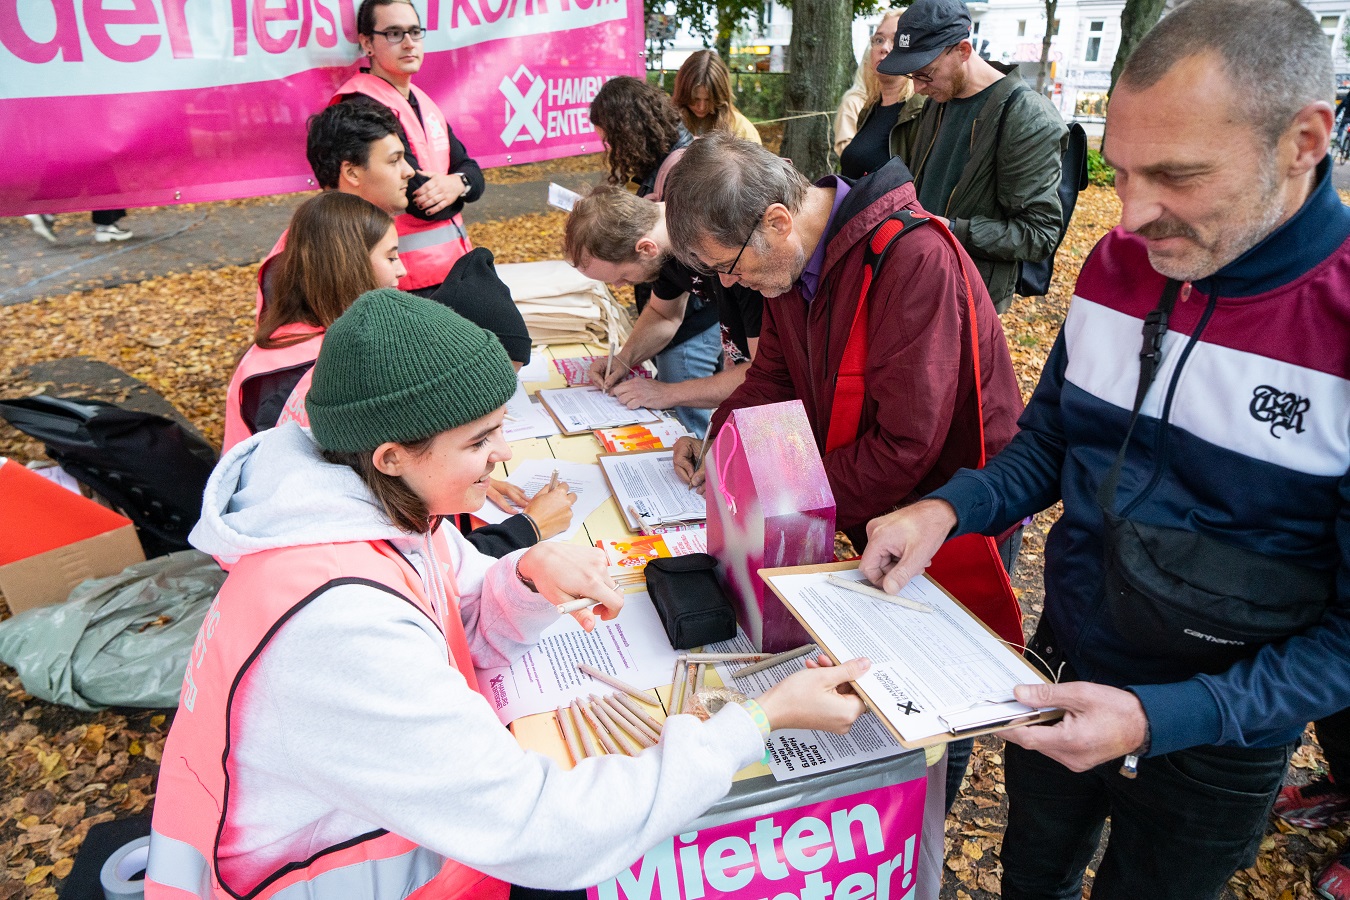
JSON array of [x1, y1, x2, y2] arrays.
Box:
[[609, 564, 647, 590], [666, 646, 818, 714], [555, 646, 823, 763], [555, 692, 665, 763]]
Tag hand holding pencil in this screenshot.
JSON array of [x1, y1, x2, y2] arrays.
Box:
[[671, 436, 708, 495], [755, 656, 872, 735], [517, 543, 623, 632], [520, 470, 576, 540], [588, 351, 631, 394]]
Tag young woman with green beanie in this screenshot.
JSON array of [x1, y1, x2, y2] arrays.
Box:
[[149, 289, 870, 900]]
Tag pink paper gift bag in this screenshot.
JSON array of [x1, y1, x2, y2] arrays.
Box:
[[706, 400, 836, 652]]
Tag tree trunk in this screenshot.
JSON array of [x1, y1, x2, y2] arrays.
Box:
[[715, 30, 733, 62], [781, 0, 854, 180], [1110, 0, 1168, 94], [1036, 0, 1058, 93]]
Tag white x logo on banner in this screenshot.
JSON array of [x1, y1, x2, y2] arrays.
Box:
[[500, 66, 546, 145]]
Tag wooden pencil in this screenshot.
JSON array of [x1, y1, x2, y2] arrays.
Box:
[[590, 695, 643, 754], [681, 663, 698, 711], [730, 644, 818, 678], [556, 705, 583, 765], [626, 504, 653, 536], [826, 574, 932, 613], [557, 596, 602, 615], [614, 692, 665, 734], [577, 663, 661, 705], [670, 665, 687, 718], [601, 695, 660, 745], [571, 699, 601, 758], [579, 699, 622, 755]]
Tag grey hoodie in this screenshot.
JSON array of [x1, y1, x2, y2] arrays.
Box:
[[185, 424, 764, 892]]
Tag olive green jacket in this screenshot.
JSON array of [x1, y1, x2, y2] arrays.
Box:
[[854, 92, 929, 170], [904, 65, 1068, 312]]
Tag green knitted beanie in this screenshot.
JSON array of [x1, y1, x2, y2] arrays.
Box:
[[306, 288, 518, 452]]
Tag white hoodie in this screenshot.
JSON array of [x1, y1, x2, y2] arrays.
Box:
[[188, 424, 764, 891]]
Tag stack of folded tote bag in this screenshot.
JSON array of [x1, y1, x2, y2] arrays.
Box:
[[498, 260, 633, 348]]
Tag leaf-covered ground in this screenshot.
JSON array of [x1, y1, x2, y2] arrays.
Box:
[[0, 186, 1339, 899]]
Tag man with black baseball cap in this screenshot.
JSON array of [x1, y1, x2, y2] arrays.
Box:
[[879, 0, 1066, 314]]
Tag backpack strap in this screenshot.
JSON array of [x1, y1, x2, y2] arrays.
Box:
[[825, 209, 928, 454], [825, 211, 986, 467]]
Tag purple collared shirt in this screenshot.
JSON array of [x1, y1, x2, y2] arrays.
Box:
[[798, 175, 851, 304]]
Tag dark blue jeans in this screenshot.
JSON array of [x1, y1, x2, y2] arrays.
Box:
[[998, 616, 1295, 898], [1000, 739, 1293, 900], [653, 321, 722, 436]]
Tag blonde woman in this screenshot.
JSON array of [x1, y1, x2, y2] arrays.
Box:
[[671, 50, 762, 144], [834, 9, 925, 173]]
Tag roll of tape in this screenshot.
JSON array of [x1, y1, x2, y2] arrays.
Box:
[[101, 836, 150, 900]]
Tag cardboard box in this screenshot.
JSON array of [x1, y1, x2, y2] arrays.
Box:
[[0, 457, 145, 616]]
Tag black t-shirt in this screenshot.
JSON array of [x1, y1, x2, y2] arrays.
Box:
[[650, 260, 762, 359], [915, 81, 997, 216], [240, 361, 314, 437], [839, 101, 903, 180]]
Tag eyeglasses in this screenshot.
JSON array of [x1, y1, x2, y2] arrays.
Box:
[[705, 212, 764, 277], [371, 27, 425, 43], [869, 33, 893, 49], [909, 45, 956, 84]]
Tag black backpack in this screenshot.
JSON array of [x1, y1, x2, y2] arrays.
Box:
[[0, 396, 217, 558], [995, 86, 1090, 298]]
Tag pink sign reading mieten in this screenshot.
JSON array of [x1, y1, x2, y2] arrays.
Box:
[[589, 778, 926, 900]]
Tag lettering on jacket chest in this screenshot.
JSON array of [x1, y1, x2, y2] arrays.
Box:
[[1249, 385, 1310, 438]]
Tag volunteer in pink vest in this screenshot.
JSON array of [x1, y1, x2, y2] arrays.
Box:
[[147, 290, 870, 900], [225, 192, 402, 453], [229, 193, 572, 555], [331, 0, 481, 296], [255, 99, 413, 323]]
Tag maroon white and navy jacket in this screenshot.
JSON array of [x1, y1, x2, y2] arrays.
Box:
[[931, 157, 1350, 757]]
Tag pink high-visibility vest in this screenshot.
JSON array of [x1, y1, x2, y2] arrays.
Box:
[[333, 74, 472, 292], [221, 323, 324, 453], [147, 534, 509, 900]]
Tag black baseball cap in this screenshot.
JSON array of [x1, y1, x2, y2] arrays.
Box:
[[877, 0, 972, 76]]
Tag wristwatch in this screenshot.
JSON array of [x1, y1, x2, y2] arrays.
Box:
[[456, 172, 471, 193]]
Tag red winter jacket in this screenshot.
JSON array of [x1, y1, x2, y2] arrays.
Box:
[[708, 159, 1024, 543]]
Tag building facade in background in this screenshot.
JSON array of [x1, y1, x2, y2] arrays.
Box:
[[652, 0, 1350, 122]]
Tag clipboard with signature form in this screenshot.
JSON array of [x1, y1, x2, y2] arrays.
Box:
[[759, 561, 1063, 749]]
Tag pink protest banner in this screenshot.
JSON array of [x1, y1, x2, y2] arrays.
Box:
[[589, 777, 927, 900], [0, 1, 642, 216]]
